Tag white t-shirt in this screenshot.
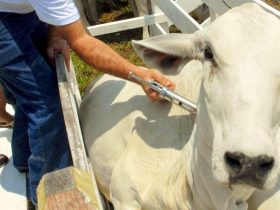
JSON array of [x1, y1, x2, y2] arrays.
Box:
[[0, 0, 80, 26]]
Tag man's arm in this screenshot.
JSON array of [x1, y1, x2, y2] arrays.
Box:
[[49, 19, 175, 100]]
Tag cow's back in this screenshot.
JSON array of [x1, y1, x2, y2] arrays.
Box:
[[80, 60, 202, 202]]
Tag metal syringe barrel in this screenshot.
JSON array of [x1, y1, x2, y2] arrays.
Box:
[[149, 81, 197, 114], [129, 72, 197, 114]]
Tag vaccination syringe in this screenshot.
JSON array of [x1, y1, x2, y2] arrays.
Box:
[[128, 72, 197, 114]]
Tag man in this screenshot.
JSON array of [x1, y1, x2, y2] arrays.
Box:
[[0, 0, 175, 205]]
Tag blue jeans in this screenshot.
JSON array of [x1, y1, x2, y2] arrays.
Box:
[[0, 12, 72, 204]]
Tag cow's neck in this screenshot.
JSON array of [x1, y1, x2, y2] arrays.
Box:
[[143, 157, 191, 210], [186, 99, 254, 210]]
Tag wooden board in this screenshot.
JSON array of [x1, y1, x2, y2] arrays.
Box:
[[37, 167, 99, 210], [37, 54, 104, 210]]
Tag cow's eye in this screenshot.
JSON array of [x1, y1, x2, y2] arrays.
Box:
[[204, 48, 213, 60]]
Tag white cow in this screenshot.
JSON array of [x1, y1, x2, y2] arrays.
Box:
[[80, 3, 280, 210]]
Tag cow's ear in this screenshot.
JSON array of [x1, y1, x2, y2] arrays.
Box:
[[132, 33, 198, 74]]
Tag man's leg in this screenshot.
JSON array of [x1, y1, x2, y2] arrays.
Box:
[[0, 12, 72, 204], [12, 105, 30, 173]]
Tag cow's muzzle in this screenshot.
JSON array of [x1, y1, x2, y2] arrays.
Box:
[[224, 152, 274, 189]]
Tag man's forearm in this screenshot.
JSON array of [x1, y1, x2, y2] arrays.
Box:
[[52, 19, 176, 101], [48, 25, 64, 42], [54, 20, 144, 80], [72, 34, 141, 79]]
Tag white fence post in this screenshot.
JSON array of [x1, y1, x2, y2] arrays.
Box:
[[209, 8, 219, 22], [149, 0, 170, 36], [155, 0, 203, 33]]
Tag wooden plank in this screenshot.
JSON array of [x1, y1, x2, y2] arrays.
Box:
[[37, 167, 100, 210], [56, 54, 88, 171], [37, 54, 104, 210], [156, 0, 203, 33], [67, 61, 82, 108], [87, 13, 169, 36]]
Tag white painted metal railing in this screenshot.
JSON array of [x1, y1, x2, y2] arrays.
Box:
[[87, 0, 280, 37]]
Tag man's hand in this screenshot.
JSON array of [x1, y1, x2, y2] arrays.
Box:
[[136, 69, 176, 101], [47, 37, 70, 71], [47, 25, 71, 71]]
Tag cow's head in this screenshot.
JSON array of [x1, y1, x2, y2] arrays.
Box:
[[132, 3, 280, 191]]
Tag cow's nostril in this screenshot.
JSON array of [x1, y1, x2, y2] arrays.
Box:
[[225, 152, 274, 188], [224, 152, 244, 174], [258, 155, 274, 177]]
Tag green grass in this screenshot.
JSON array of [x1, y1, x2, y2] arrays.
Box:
[[71, 52, 102, 94], [109, 41, 145, 66], [71, 41, 145, 94]]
